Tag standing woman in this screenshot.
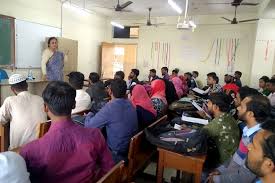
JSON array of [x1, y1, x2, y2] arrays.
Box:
[[41, 37, 65, 81]]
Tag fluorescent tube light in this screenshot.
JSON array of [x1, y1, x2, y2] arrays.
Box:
[[111, 21, 124, 29], [168, 0, 183, 14], [63, 1, 90, 16]]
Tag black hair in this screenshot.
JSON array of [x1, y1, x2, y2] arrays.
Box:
[[48, 37, 57, 47], [110, 79, 127, 98], [246, 95, 271, 122], [150, 69, 156, 73], [89, 72, 100, 83], [261, 120, 275, 164], [212, 75, 219, 84], [131, 69, 140, 77], [209, 93, 231, 112], [161, 67, 168, 72], [114, 71, 125, 80], [184, 72, 192, 77], [172, 69, 179, 74], [42, 81, 76, 116], [269, 78, 275, 85], [235, 71, 242, 77], [259, 76, 270, 83], [104, 79, 112, 88], [239, 86, 260, 100], [193, 71, 199, 76], [11, 80, 28, 92], [207, 72, 217, 78], [67, 72, 84, 90]]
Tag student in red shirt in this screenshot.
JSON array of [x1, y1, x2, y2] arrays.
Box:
[[223, 74, 240, 95]]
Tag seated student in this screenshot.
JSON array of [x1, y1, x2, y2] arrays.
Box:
[[233, 86, 260, 134], [162, 78, 179, 104], [258, 76, 270, 96], [234, 71, 242, 88], [179, 75, 189, 95], [223, 74, 239, 95], [0, 74, 46, 149], [161, 67, 170, 80], [202, 93, 240, 168], [127, 69, 140, 89], [85, 79, 138, 163], [170, 69, 184, 98], [207, 74, 222, 94], [192, 71, 202, 88], [0, 151, 30, 183], [67, 72, 91, 114], [20, 81, 114, 183], [150, 79, 168, 117], [148, 69, 159, 82], [267, 79, 275, 107], [0, 68, 9, 80], [184, 72, 197, 89], [114, 70, 125, 80], [86, 72, 108, 113], [208, 95, 271, 183], [130, 84, 157, 129], [246, 119, 275, 183]]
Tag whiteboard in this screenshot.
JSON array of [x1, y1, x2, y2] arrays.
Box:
[[15, 20, 61, 68]]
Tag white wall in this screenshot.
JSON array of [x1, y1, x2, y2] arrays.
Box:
[[0, 0, 107, 78], [250, 19, 275, 88], [107, 15, 258, 86]]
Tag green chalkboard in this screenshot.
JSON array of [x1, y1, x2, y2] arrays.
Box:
[[0, 15, 14, 66]]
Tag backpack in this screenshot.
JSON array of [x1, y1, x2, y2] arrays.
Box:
[[145, 118, 208, 156]]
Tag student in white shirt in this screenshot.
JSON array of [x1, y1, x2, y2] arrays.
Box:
[[0, 74, 47, 149], [67, 72, 91, 114], [0, 151, 30, 183]]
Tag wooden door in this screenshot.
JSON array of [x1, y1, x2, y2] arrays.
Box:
[[101, 42, 137, 80]]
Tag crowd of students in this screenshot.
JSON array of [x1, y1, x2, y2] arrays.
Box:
[[0, 67, 275, 183]]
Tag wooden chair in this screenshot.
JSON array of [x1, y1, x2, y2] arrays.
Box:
[[0, 123, 10, 152], [126, 115, 168, 182], [38, 121, 52, 138], [96, 161, 125, 183], [157, 148, 206, 183]]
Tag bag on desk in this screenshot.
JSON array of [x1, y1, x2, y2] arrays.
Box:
[[145, 120, 207, 156]]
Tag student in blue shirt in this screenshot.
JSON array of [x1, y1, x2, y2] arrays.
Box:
[[0, 69, 8, 80], [85, 79, 138, 163], [246, 119, 275, 183]]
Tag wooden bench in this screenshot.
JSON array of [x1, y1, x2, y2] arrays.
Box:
[[156, 148, 206, 183], [126, 115, 168, 182], [0, 123, 10, 152], [96, 161, 125, 183], [38, 121, 52, 138]]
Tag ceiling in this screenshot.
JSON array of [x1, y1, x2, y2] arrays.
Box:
[[68, 0, 265, 18]]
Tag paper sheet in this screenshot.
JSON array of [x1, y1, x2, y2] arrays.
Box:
[[181, 115, 209, 125], [192, 87, 210, 95]]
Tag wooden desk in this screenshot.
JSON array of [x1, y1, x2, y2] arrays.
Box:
[[157, 148, 206, 183]]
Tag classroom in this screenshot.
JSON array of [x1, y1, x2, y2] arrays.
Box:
[[0, 0, 275, 183]]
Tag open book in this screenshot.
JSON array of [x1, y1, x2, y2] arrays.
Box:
[[192, 87, 210, 95], [181, 114, 209, 125], [191, 101, 212, 119]]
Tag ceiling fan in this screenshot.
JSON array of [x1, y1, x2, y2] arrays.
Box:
[[133, 8, 165, 27], [221, 5, 259, 24], [90, 0, 133, 12], [206, 0, 259, 24], [205, 0, 259, 6]]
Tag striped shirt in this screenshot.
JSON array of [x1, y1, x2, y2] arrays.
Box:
[[213, 124, 261, 183], [232, 124, 261, 166]]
